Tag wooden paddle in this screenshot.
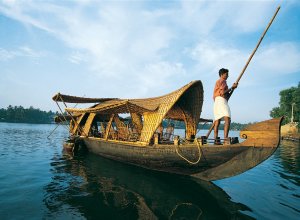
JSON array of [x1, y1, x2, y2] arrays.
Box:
[[206, 5, 281, 138]]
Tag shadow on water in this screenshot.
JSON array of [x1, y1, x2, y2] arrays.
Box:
[[44, 150, 253, 219]]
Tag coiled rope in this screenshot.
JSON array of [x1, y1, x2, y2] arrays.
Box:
[[174, 138, 202, 165]]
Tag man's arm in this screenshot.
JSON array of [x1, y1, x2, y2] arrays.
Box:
[[224, 83, 238, 100]]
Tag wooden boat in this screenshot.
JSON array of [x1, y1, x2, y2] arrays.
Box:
[[52, 80, 283, 181]]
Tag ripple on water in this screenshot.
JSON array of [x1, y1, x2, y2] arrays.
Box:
[[215, 142, 300, 220], [0, 124, 300, 219]]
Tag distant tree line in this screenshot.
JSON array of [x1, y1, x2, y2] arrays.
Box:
[[270, 82, 300, 126], [220, 122, 249, 131], [0, 105, 56, 124], [0, 105, 250, 129], [162, 119, 248, 131]]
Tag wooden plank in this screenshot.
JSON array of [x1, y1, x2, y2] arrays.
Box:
[[104, 114, 115, 140], [71, 113, 85, 134], [82, 113, 96, 136]]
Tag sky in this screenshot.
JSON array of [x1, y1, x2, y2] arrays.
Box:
[[0, 0, 299, 123]]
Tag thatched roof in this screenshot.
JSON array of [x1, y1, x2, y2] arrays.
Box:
[[54, 80, 203, 144], [52, 93, 117, 103], [65, 99, 159, 114]]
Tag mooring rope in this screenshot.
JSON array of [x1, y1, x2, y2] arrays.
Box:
[[174, 138, 202, 165]]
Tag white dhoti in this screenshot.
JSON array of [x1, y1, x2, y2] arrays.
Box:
[[214, 96, 231, 121]]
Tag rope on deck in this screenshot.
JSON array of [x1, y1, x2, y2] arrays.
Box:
[[174, 138, 202, 165]]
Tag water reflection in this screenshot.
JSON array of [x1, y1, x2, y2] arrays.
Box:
[[215, 141, 300, 219], [271, 141, 300, 216], [278, 141, 300, 178], [267, 140, 300, 193], [2, 123, 299, 219], [275, 141, 300, 209], [44, 151, 253, 219]]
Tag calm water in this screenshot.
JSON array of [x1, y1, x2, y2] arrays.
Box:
[[0, 123, 299, 219]]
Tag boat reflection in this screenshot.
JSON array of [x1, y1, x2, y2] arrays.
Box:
[[44, 151, 254, 219]]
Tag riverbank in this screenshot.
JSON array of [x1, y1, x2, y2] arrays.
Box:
[[0, 105, 56, 124], [281, 122, 299, 142]]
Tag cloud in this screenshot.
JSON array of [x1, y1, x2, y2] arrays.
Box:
[[138, 61, 187, 94], [0, 1, 283, 69], [0, 46, 45, 61], [0, 2, 286, 63], [0, 0, 299, 121], [0, 48, 15, 61], [19, 46, 45, 58], [178, 0, 280, 36], [254, 42, 300, 75], [0, 1, 54, 33], [189, 40, 246, 75], [227, 1, 278, 33], [68, 51, 88, 64], [188, 39, 300, 88]]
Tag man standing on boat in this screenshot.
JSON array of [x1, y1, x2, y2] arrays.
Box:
[[213, 68, 238, 144]]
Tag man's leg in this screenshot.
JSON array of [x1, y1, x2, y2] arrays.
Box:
[[224, 116, 231, 139], [214, 119, 220, 141]]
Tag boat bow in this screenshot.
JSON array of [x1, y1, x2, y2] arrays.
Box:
[[192, 117, 283, 181]]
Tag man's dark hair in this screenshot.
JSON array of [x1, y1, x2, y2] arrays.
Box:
[[219, 68, 229, 77]]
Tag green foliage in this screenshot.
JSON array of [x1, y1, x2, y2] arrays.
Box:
[[229, 122, 248, 130], [270, 82, 300, 126], [0, 105, 56, 124]]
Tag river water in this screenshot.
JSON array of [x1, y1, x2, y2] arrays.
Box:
[[0, 123, 299, 219]]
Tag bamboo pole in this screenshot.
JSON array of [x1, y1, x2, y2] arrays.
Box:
[[206, 5, 281, 138], [228, 5, 281, 99], [49, 94, 88, 139], [206, 122, 215, 138]]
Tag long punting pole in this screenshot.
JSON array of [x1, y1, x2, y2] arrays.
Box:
[[231, 5, 281, 94], [206, 5, 281, 138]]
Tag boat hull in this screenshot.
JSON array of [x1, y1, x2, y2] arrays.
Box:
[[75, 118, 283, 181], [82, 138, 276, 181]]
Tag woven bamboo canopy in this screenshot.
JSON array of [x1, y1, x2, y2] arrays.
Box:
[[55, 80, 203, 144], [52, 93, 117, 103]]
